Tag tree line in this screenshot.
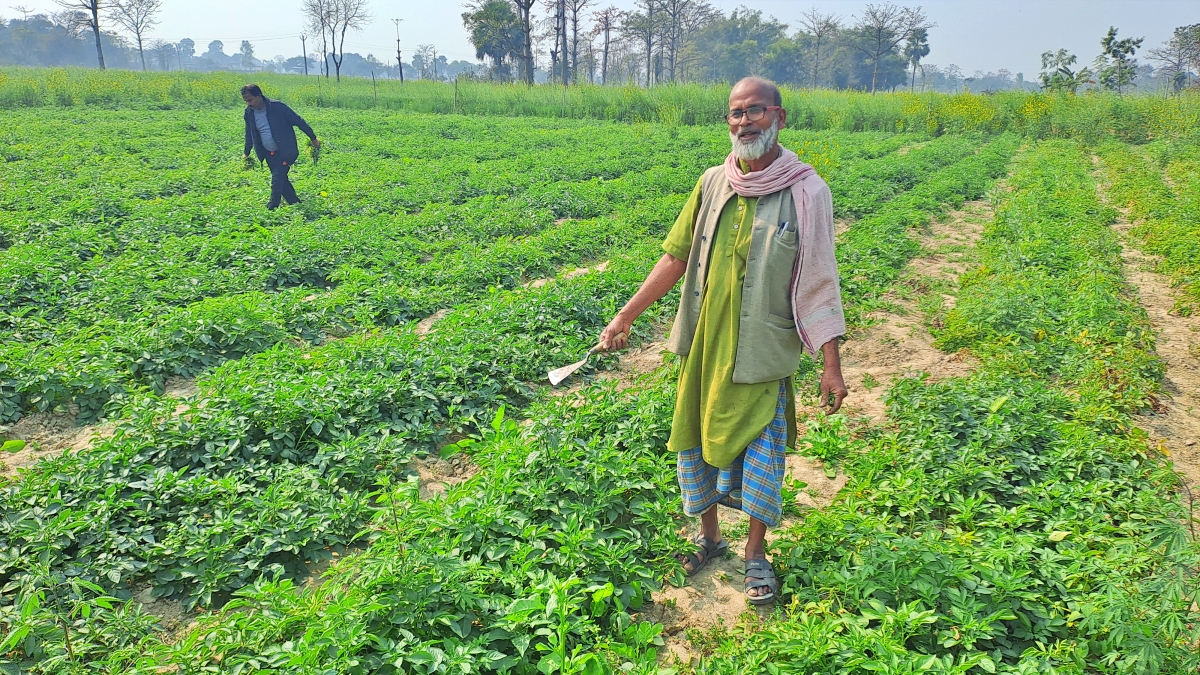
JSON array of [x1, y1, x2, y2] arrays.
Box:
[[1, 1, 1197, 95], [460, 1, 1197, 93], [461, 1, 941, 91]]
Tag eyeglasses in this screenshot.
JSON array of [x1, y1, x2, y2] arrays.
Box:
[[725, 106, 781, 123]]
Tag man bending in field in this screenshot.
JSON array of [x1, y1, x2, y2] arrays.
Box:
[[241, 84, 321, 210], [597, 77, 848, 605]]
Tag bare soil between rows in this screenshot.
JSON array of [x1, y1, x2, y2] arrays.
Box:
[[0, 377, 199, 479], [1099, 192, 1200, 496]]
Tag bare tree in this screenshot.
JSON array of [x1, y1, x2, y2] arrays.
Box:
[[109, 0, 160, 71], [798, 7, 842, 88], [567, 0, 594, 84], [303, 0, 370, 81], [558, 0, 568, 84], [148, 37, 173, 70], [538, 0, 568, 84], [511, 0, 537, 84], [414, 43, 439, 79], [852, 3, 934, 93], [54, 0, 110, 69], [593, 5, 620, 84], [301, 0, 332, 76], [620, 0, 658, 86], [656, 0, 713, 83], [1148, 24, 1199, 93]]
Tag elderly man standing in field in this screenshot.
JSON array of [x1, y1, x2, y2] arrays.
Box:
[[241, 84, 321, 210], [598, 77, 847, 604]]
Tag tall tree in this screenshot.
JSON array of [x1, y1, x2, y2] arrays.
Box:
[[149, 37, 173, 70], [1039, 49, 1092, 94], [851, 3, 933, 93], [540, 0, 568, 84], [566, 0, 594, 83], [1147, 24, 1200, 93], [54, 0, 108, 69], [657, 0, 714, 83], [109, 0, 158, 71], [303, 0, 370, 81], [511, 0, 537, 84], [620, 0, 659, 86], [413, 43, 439, 79], [689, 7, 785, 83], [797, 7, 841, 88], [903, 26, 928, 91], [239, 39, 255, 68], [559, 0, 569, 84], [301, 0, 332, 76], [177, 37, 195, 69], [593, 5, 620, 85], [462, 0, 522, 80], [1095, 26, 1143, 95]]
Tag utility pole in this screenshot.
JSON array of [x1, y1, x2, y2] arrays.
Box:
[[300, 34, 308, 76], [392, 18, 405, 83]]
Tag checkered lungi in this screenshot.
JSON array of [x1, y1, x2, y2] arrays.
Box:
[[676, 381, 788, 527]]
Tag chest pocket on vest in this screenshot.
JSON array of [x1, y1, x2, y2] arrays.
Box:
[[764, 229, 797, 324]]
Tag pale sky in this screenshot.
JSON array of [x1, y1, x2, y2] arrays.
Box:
[[9, 0, 1197, 77]]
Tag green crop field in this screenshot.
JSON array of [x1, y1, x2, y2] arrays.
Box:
[[1, 72, 1198, 675]]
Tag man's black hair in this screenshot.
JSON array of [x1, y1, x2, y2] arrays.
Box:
[[241, 83, 264, 98]]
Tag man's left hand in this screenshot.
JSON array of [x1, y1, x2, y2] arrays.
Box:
[[820, 368, 848, 414], [311, 138, 322, 149]]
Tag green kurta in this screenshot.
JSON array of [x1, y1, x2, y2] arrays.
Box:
[[663, 177, 797, 468]]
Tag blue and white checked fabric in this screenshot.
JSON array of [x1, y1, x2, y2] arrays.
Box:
[[676, 380, 788, 527]]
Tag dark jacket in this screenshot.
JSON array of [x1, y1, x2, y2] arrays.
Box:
[[243, 97, 316, 164]]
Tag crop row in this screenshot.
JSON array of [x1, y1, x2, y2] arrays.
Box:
[[0, 128, 990, 609], [0, 123, 953, 424], [0, 134, 1013, 670], [836, 134, 1018, 326], [3, 374, 684, 674], [0, 250, 672, 609], [1096, 141, 1200, 316], [701, 140, 1199, 674]]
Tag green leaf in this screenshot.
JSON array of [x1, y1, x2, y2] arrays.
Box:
[[1, 439, 25, 453], [537, 654, 562, 675], [988, 395, 1009, 413], [1048, 531, 1071, 542], [978, 656, 997, 673]]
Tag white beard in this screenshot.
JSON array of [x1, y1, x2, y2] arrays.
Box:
[[730, 118, 780, 162]]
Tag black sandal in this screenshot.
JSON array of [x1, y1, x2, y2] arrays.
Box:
[[675, 535, 728, 576], [744, 558, 778, 605]]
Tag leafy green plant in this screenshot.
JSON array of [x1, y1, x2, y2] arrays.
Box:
[[697, 139, 1200, 675]]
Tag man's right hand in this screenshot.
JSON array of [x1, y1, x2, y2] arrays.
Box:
[[597, 314, 633, 352], [595, 253, 687, 354]]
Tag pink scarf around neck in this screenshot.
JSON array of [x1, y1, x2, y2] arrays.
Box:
[[723, 147, 814, 198]]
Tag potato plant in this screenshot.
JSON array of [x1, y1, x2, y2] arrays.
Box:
[[0, 103, 1027, 673], [700, 141, 1200, 674], [0, 111, 920, 423]]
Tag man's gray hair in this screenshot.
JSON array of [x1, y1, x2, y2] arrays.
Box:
[[732, 77, 782, 107]]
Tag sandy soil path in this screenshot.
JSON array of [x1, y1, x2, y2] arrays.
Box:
[[1095, 177, 1200, 497]]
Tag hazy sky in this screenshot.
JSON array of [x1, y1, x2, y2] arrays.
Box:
[[10, 0, 1197, 76]]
